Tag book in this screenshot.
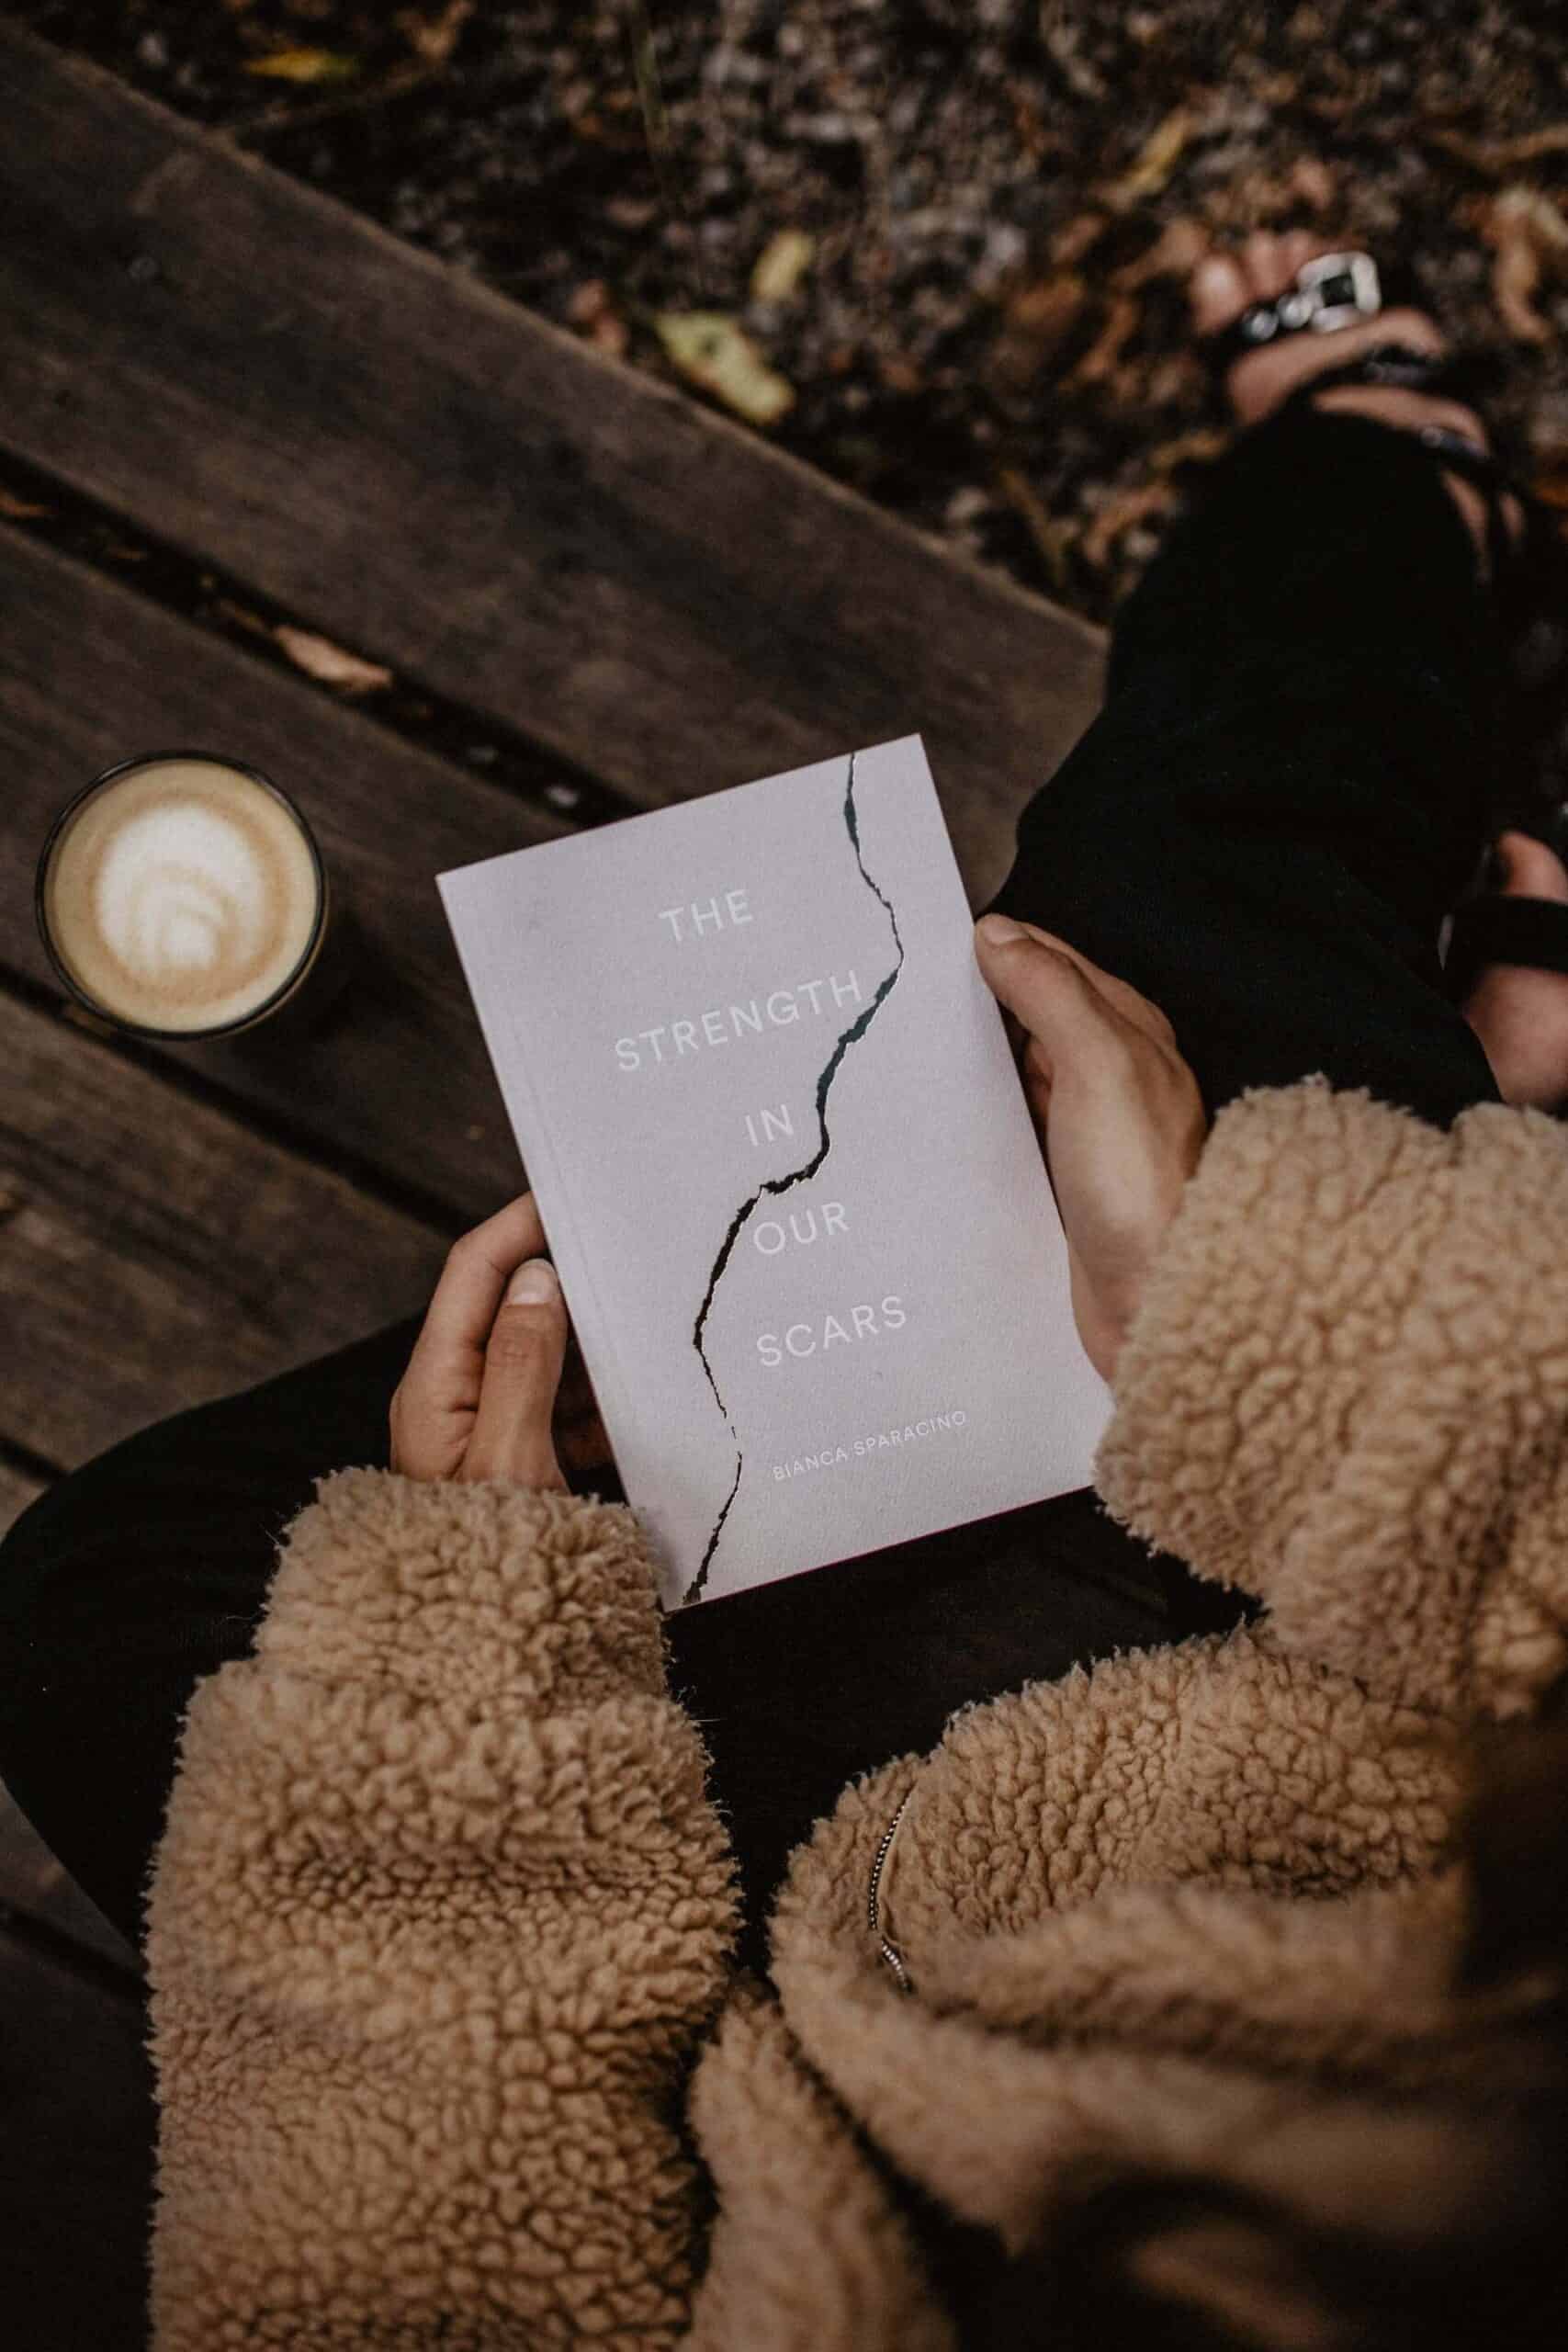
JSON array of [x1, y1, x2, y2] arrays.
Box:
[[436, 734, 1113, 1611]]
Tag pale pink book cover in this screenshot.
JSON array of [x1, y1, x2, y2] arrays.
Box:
[[437, 734, 1111, 1611]]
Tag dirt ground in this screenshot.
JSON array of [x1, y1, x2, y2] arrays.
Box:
[[14, 0, 1568, 629]]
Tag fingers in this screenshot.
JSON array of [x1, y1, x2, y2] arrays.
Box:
[[974, 913, 1174, 1051], [398, 1193, 548, 1403], [391, 1192, 558, 1482], [460, 1256, 570, 1490]]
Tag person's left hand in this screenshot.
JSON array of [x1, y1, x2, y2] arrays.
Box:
[[390, 1193, 583, 1487]]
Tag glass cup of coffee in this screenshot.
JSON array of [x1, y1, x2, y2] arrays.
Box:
[[35, 751, 355, 1043]]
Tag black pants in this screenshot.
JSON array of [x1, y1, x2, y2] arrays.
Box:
[[0, 407, 1510, 1978]]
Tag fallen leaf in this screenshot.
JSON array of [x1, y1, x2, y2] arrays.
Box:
[[1287, 155, 1337, 211], [0, 486, 51, 518], [1146, 426, 1230, 474], [994, 463, 1072, 594], [1050, 211, 1108, 267], [274, 627, 392, 691], [60, 1001, 118, 1039], [1477, 185, 1568, 344], [1427, 125, 1568, 178], [985, 273, 1086, 393], [566, 278, 629, 355], [653, 312, 795, 424], [1145, 352, 1205, 405], [1099, 107, 1195, 210], [750, 228, 816, 305], [244, 49, 359, 84], [1067, 293, 1141, 386], [1082, 481, 1175, 570], [1527, 451, 1568, 510], [1110, 215, 1210, 290], [214, 596, 275, 638], [396, 1, 473, 68]]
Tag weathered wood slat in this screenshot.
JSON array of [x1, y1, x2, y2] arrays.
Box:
[[0, 20, 1105, 905], [0, 990, 449, 1469], [0, 1460, 46, 1544], [0, 1929, 154, 2346], [1, 522, 570, 1222]]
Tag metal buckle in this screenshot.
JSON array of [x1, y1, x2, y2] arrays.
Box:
[[1277, 250, 1382, 334]]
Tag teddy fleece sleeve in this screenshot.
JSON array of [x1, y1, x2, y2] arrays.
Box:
[[141, 1466, 740, 2351], [1092, 1072, 1568, 1721]]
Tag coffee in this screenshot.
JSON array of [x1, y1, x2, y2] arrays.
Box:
[[38, 755, 327, 1037]]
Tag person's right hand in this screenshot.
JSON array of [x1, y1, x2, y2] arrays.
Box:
[[972, 913, 1211, 1384]]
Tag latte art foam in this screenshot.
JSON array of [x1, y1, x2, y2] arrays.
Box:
[[42, 760, 322, 1033]]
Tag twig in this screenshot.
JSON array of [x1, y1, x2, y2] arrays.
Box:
[[994, 461, 1072, 594], [218, 61, 440, 143], [623, 0, 712, 303]]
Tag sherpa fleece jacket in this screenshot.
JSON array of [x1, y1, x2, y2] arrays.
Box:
[[142, 1072, 1568, 2347]]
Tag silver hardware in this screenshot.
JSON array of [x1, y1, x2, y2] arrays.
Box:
[[1280, 250, 1382, 334], [1240, 250, 1382, 345], [868, 1784, 916, 1996]]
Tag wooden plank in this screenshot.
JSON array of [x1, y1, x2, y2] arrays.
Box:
[[0, 989, 450, 1470], [0, 20, 1106, 906], [1, 523, 570, 1223], [0, 1459, 46, 1545], [0, 1929, 155, 2347]]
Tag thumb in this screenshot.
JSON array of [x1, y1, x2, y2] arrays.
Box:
[[461, 1256, 570, 1489], [973, 914, 1106, 1087]]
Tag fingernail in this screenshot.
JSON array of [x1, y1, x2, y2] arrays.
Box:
[[507, 1259, 559, 1305], [1194, 255, 1231, 295], [976, 913, 1028, 944]]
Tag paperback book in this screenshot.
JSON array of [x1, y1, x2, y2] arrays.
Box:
[[437, 734, 1112, 1611]]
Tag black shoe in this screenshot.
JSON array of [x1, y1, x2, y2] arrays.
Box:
[[1200, 248, 1568, 1020]]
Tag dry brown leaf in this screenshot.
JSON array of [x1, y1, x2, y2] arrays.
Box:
[[1526, 449, 1568, 510], [1147, 427, 1230, 474], [750, 229, 816, 305], [654, 312, 795, 424], [214, 596, 275, 638], [274, 627, 392, 691], [566, 278, 629, 356], [1428, 125, 1568, 178], [1288, 155, 1337, 211], [1099, 108, 1195, 210], [0, 486, 51, 518], [1082, 481, 1175, 570], [1478, 185, 1568, 344], [986, 272, 1086, 392], [1145, 352, 1203, 405], [1067, 293, 1141, 386], [994, 464, 1072, 594], [244, 48, 359, 84], [1110, 216, 1210, 290], [396, 1, 473, 67], [60, 1001, 118, 1039], [1050, 212, 1108, 267]]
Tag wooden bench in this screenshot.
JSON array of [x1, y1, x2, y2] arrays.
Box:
[[0, 21, 1111, 2338]]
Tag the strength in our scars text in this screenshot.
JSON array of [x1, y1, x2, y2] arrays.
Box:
[[623, 885, 906, 1369], [613, 889, 864, 1090]]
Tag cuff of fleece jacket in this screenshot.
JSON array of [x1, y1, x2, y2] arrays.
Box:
[[1090, 1073, 1465, 1597], [249, 1467, 669, 1713]]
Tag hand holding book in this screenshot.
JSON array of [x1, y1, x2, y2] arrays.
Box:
[[389, 912, 1210, 1499], [437, 737, 1154, 1605], [973, 913, 1211, 1384]]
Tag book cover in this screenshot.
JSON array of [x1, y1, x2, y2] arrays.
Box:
[[436, 734, 1112, 1611]]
